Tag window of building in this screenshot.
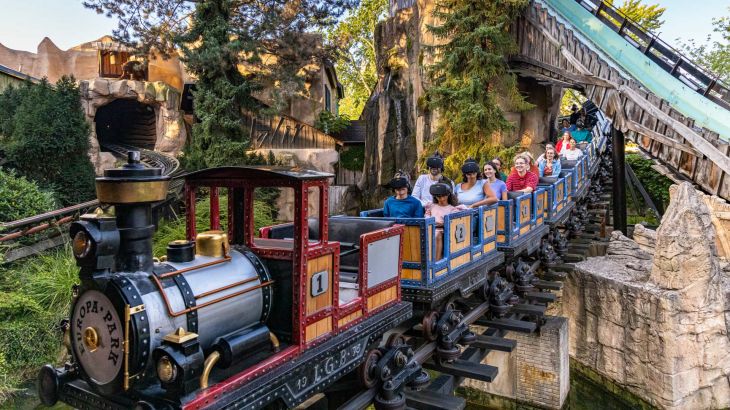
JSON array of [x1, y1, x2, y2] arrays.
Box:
[[99, 51, 130, 78], [325, 85, 331, 112]]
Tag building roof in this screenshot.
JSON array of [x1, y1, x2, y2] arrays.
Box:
[[333, 120, 366, 145], [0, 64, 40, 83]]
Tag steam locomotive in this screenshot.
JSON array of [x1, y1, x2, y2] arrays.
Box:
[[38, 124, 607, 409]]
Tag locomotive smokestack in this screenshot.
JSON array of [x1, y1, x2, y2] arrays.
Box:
[[95, 150, 170, 272]]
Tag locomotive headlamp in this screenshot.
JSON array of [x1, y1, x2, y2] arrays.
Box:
[[157, 355, 177, 383], [72, 230, 93, 259]]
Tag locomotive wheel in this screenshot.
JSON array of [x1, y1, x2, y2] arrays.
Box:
[[358, 349, 383, 389], [421, 311, 439, 342], [374, 392, 406, 410], [386, 333, 406, 348]]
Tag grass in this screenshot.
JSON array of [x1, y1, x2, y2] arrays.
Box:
[[0, 196, 276, 404]]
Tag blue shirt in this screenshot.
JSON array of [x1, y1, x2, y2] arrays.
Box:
[[538, 158, 562, 177], [383, 195, 424, 218], [572, 129, 592, 143], [456, 180, 486, 206], [489, 179, 507, 200]]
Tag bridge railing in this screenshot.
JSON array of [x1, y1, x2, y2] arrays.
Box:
[[574, 0, 730, 111]]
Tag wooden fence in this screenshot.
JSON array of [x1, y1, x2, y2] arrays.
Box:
[[246, 112, 340, 150]]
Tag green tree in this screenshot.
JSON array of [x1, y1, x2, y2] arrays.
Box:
[[0, 77, 95, 206], [426, 0, 533, 165], [326, 0, 388, 119], [84, 0, 355, 170], [677, 7, 730, 83], [606, 0, 666, 33]]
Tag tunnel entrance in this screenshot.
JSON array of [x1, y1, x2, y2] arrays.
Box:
[[95, 99, 157, 149]]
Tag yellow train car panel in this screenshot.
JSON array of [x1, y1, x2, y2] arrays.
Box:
[[519, 202, 531, 226], [520, 225, 531, 235], [306, 254, 333, 315], [449, 252, 471, 270], [483, 241, 496, 253], [435, 268, 448, 277], [305, 316, 332, 343], [402, 226, 422, 264], [402, 268, 422, 281], [497, 206, 506, 231], [367, 286, 397, 311], [337, 310, 362, 328], [448, 215, 471, 255]]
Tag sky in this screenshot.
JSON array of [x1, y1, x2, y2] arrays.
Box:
[[0, 0, 726, 53]]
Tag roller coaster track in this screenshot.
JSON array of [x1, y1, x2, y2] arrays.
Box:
[[0, 146, 182, 262]]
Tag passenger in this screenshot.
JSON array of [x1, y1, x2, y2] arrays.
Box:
[[383, 171, 424, 218], [456, 159, 498, 208], [412, 151, 456, 206], [483, 161, 508, 200], [506, 155, 539, 193], [559, 118, 576, 134], [426, 183, 467, 259], [492, 157, 508, 181], [509, 151, 538, 176], [538, 145, 561, 177], [571, 117, 592, 143], [555, 131, 572, 154], [560, 138, 584, 161]]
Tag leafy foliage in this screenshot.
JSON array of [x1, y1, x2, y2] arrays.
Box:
[[326, 0, 388, 118], [0, 77, 95, 206], [425, 0, 533, 160], [0, 245, 78, 401], [604, 0, 666, 32], [84, 0, 356, 170], [0, 168, 56, 223], [677, 7, 730, 83], [339, 145, 365, 172], [560, 89, 588, 117], [625, 153, 673, 208], [315, 111, 351, 135]]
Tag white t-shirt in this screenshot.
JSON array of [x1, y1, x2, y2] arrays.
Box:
[[561, 148, 583, 161], [412, 174, 455, 206]]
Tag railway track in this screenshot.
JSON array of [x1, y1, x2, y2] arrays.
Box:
[[0, 146, 183, 261]]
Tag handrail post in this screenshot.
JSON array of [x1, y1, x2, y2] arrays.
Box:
[[611, 127, 627, 235]]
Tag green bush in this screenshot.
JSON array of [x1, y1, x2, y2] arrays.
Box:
[[626, 153, 673, 209], [315, 111, 351, 135], [0, 167, 56, 223], [0, 76, 95, 206], [339, 145, 365, 172]]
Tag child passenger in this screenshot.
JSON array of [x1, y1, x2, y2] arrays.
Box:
[[383, 171, 424, 218], [425, 183, 467, 259]]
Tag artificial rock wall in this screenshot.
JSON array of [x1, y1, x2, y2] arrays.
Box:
[[563, 182, 730, 409], [361, 1, 562, 197]]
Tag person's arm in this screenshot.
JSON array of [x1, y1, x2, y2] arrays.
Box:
[[424, 203, 432, 217], [538, 160, 545, 177], [553, 159, 561, 176], [500, 186, 508, 200], [505, 175, 513, 191], [471, 182, 498, 207], [382, 199, 391, 217], [412, 175, 424, 202], [414, 201, 425, 218]]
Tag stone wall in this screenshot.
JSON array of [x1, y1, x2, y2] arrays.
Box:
[[462, 317, 570, 409], [80, 78, 187, 174], [562, 182, 730, 409]]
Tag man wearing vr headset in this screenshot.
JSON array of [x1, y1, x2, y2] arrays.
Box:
[[412, 152, 456, 206], [383, 171, 424, 218]]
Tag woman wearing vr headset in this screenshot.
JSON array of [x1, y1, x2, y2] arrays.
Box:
[[455, 159, 498, 208]]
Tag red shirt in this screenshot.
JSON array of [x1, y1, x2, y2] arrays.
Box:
[[506, 171, 539, 191]]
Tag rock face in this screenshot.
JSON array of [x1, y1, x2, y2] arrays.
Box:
[[361, 2, 562, 198], [79, 78, 187, 174], [563, 182, 730, 409]]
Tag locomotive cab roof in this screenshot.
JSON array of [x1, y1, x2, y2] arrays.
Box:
[[184, 166, 334, 184]]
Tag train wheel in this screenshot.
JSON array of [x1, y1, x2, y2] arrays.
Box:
[[374, 392, 406, 410], [358, 349, 383, 389], [386, 333, 406, 348], [422, 311, 439, 342]]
